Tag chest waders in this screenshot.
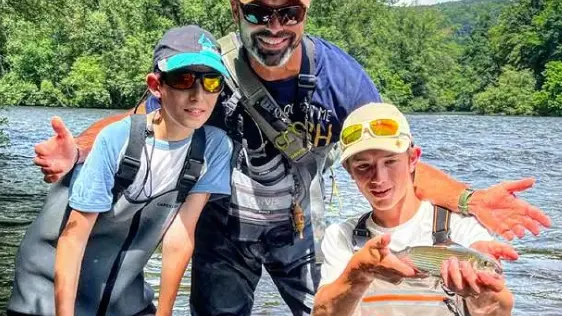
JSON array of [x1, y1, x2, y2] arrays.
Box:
[[352, 206, 469, 316], [8, 115, 206, 316], [217, 33, 329, 259]]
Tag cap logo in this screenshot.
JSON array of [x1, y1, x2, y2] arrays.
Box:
[[199, 34, 218, 54]]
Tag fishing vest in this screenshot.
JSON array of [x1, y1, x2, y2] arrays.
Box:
[[217, 33, 329, 257], [352, 206, 468, 316], [8, 115, 206, 316]]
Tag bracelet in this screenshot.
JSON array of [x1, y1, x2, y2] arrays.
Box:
[[458, 188, 475, 216]]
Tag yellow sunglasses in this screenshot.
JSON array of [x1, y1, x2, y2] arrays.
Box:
[[341, 118, 409, 147]]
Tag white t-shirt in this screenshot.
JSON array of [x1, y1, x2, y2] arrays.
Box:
[[319, 200, 493, 287]]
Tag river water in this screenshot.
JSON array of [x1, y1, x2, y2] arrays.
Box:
[[0, 106, 561, 315]]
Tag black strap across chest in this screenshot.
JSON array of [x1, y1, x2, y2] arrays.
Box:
[[351, 205, 452, 251], [111, 114, 206, 203]]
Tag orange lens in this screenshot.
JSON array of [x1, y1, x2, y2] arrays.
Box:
[[369, 119, 399, 136], [341, 124, 364, 145]]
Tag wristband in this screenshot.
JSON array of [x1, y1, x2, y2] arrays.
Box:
[[458, 188, 474, 216]]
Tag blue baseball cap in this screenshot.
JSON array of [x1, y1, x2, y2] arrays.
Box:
[[153, 25, 229, 78]]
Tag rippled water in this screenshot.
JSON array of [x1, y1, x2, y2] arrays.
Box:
[[1, 107, 561, 315]]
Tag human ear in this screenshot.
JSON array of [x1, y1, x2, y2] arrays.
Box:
[[408, 146, 422, 173], [146, 73, 162, 99]]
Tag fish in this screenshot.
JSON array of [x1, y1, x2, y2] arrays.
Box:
[[394, 244, 502, 278]]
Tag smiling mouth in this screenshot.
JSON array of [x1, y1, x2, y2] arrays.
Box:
[[371, 188, 391, 198], [184, 108, 205, 116], [257, 36, 289, 48]]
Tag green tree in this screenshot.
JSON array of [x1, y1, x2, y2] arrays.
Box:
[[473, 66, 536, 115], [534, 61, 562, 116]]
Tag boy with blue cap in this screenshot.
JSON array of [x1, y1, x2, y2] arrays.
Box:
[[8, 25, 232, 316]]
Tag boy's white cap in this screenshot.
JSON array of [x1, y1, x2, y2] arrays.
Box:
[[340, 103, 412, 163]]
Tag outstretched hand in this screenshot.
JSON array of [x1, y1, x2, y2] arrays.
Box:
[[355, 234, 418, 284], [469, 178, 552, 240], [33, 116, 78, 183]]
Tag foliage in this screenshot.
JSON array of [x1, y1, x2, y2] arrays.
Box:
[[473, 66, 536, 115], [0, 0, 560, 117]]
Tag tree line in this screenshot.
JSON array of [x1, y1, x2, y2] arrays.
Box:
[[0, 0, 560, 119]]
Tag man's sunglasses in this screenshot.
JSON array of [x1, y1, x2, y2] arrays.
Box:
[[341, 119, 410, 147], [160, 71, 224, 94], [239, 2, 307, 26]]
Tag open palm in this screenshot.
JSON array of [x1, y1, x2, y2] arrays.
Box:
[[469, 179, 551, 240]]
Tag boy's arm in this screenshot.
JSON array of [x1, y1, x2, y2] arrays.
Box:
[[156, 193, 210, 316], [55, 210, 98, 316], [313, 234, 417, 316], [414, 162, 551, 240]]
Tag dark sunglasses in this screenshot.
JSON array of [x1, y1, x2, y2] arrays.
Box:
[[160, 71, 224, 94], [239, 2, 307, 26]]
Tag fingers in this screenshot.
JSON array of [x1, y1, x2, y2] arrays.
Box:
[[367, 233, 391, 250], [44, 174, 60, 183], [502, 178, 535, 193], [51, 116, 72, 139], [383, 255, 418, 277], [476, 271, 504, 292], [495, 221, 515, 241], [489, 242, 519, 261], [448, 257, 464, 291], [460, 261, 480, 295], [521, 216, 542, 236], [526, 204, 552, 228], [34, 139, 55, 156], [511, 224, 526, 239], [33, 157, 51, 168], [441, 259, 450, 288]]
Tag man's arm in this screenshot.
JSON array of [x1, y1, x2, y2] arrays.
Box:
[[34, 106, 139, 183], [414, 161, 467, 211], [55, 210, 98, 316], [313, 234, 417, 316], [156, 193, 210, 316], [75, 109, 135, 164], [414, 162, 551, 240]]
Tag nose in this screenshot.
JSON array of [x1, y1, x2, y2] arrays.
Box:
[[188, 79, 204, 101], [267, 13, 284, 33], [370, 164, 388, 185]]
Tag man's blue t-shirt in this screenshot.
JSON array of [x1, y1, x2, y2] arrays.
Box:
[[146, 36, 382, 161]]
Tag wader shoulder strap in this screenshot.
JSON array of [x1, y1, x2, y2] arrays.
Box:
[[352, 211, 373, 252], [218, 33, 317, 164], [176, 127, 206, 203], [432, 205, 452, 245], [112, 114, 146, 201]]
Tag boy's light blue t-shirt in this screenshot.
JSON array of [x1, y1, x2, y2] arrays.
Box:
[[69, 117, 233, 212]]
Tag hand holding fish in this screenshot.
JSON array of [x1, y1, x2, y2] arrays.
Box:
[[355, 234, 418, 284], [441, 256, 505, 297], [469, 178, 552, 240]]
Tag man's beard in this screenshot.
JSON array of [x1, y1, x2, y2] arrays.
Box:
[[241, 27, 300, 67]]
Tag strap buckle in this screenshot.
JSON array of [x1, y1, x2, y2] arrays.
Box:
[[180, 158, 203, 185], [116, 156, 141, 178], [298, 74, 317, 90], [432, 230, 452, 245]]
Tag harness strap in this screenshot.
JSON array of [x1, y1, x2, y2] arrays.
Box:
[[176, 127, 206, 203], [217, 33, 317, 164], [432, 205, 452, 245], [352, 211, 372, 252], [112, 114, 146, 202]]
